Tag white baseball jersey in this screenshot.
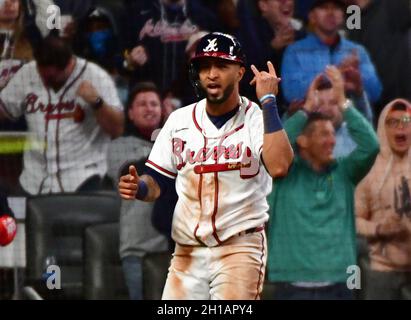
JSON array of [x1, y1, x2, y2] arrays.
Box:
[[146, 97, 271, 247], [0, 57, 123, 194], [0, 59, 24, 90]]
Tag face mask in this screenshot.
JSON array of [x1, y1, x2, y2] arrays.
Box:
[[88, 29, 113, 57]]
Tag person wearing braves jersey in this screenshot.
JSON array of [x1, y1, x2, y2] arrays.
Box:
[[0, 189, 17, 246], [0, 34, 124, 195], [118, 32, 293, 300]]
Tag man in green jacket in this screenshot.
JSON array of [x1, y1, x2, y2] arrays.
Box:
[[267, 65, 379, 299]]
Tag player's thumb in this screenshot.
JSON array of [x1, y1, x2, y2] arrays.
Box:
[[129, 165, 139, 182]]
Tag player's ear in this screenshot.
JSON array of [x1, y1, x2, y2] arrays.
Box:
[[237, 66, 245, 82]]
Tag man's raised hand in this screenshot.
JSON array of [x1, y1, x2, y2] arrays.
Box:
[[250, 61, 281, 100]]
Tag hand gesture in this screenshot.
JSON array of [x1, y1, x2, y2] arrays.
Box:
[[271, 24, 295, 50], [304, 74, 325, 112], [76, 81, 100, 105], [118, 165, 140, 200], [339, 49, 360, 70], [250, 61, 281, 100], [341, 66, 363, 95], [325, 65, 346, 109], [339, 50, 363, 95]]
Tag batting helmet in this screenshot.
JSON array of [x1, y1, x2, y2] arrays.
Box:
[[191, 32, 246, 66], [189, 32, 246, 98]]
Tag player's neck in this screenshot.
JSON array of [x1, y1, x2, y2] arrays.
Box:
[[206, 93, 240, 117]]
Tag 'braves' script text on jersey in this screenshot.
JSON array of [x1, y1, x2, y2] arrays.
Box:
[[146, 97, 271, 247]]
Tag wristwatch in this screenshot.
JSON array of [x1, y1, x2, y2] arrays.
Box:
[[91, 96, 104, 111]]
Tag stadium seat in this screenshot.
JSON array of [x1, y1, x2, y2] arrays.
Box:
[[83, 222, 128, 299], [402, 284, 411, 300], [262, 281, 277, 300], [25, 192, 120, 300], [142, 251, 172, 300], [84, 221, 171, 300]]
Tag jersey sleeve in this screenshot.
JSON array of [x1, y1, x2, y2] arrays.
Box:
[[0, 64, 29, 119], [146, 112, 178, 179], [87, 63, 123, 111]]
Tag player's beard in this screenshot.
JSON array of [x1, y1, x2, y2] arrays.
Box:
[[205, 82, 235, 105]]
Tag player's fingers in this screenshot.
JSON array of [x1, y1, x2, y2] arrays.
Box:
[[249, 77, 256, 86], [250, 64, 260, 77], [119, 193, 135, 200], [119, 188, 137, 196], [119, 174, 135, 183], [118, 180, 137, 190], [267, 61, 277, 77]]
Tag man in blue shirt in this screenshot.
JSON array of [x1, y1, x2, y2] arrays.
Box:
[[281, 0, 382, 105]]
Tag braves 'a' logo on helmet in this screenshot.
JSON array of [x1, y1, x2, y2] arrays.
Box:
[[203, 38, 218, 52]]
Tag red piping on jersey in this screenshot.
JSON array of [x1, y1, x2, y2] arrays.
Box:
[[38, 89, 53, 194], [245, 99, 252, 114], [192, 103, 223, 244], [211, 171, 222, 245], [192, 100, 253, 245], [192, 103, 201, 133], [55, 108, 64, 191], [255, 232, 265, 300], [194, 135, 208, 246], [146, 160, 177, 178]]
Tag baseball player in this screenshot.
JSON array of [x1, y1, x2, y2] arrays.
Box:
[[0, 34, 124, 194], [118, 32, 293, 300]]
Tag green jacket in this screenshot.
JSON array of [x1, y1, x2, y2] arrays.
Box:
[[267, 106, 379, 283]]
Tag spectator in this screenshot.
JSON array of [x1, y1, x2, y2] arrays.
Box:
[[0, 34, 124, 195], [80, 7, 128, 106], [162, 30, 209, 113], [22, 0, 96, 50], [121, 0, 217, 94], [288, 68, 373, 157], [281, 0, 382, 106], [348, 0, 411, 120], [237, 0, 305, 109], [355, 98, 411, 300], [107, 82, 173, 300], [267, 65, 379, 299], [0, 0, 32, 90]]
